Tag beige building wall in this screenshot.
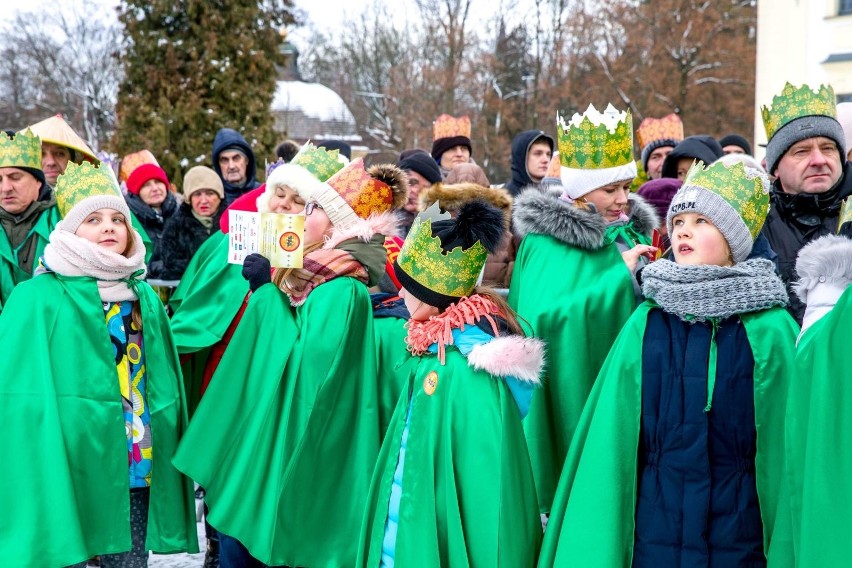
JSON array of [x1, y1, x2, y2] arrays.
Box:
[[755, 0, 852, 159]]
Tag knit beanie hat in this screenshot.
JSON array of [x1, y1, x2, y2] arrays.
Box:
[[660, 135, 724, 179], [395, 200, 504, 309], [557, 104, 637, 199], [257, 143, 346, 213], [398, 151, 442, 185], [431, 114, 472, 162], [666, 160, 770, 263], [637, 178, 682, 222], [637, 114, 684, 172], [183, 166, 224, 201], [121, 149, 170, 195], [762, 82, 847, 173], [0, 129, 45, 185], [719, 134, 752, 156], [312, 158, 408, 229], [55, 161, 132, 234], [317, 140, 352, 160]]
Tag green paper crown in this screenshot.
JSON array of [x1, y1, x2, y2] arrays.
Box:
[[291, 142, 344, 182], [761, 82, 837, 141], [683, 160, 770, 240], [55, 161, 123, 219], [558, 104, 634, 170], [397, 217, 488, 298], [0, 129, 42, 171]]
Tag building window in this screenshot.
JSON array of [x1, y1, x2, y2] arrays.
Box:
[[841, 0, 852, 15]]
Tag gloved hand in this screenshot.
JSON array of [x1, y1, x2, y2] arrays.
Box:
[[242, 253, 272, 292]]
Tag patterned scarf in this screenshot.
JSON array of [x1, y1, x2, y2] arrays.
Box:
[[405, 294, 503, 364], [275, 248, 368, 306]]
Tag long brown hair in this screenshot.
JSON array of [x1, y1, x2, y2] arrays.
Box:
[[120, 218, 144, 330], [471, 286, 525, 336]]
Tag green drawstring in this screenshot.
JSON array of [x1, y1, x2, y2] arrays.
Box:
[[603, 221, 651, 247], [704, 318, 720, 413], [120, 269, 146, 297]]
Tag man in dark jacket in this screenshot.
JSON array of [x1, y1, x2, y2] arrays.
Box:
[[759, 82, 852, 323], [212, 128, 262, 205], [504, 130, 555, 197]]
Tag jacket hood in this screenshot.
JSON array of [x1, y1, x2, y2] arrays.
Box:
[[419, 182, 512, 227], [507, 130, 554, 196], [212, 128, 257, 191], [467, 335, 545, 384], [661, 135, 724, 178], [513, 185, 657, 250]]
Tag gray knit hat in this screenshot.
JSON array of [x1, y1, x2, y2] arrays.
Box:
[[667, 161, 771, 263]]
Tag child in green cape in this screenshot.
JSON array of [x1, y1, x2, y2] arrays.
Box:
[[172, 158, 407, 568], [509, 104, 659, 515], [0, 162, 197, 567], [357, 200, 546, 567], [538, 160, 798, 567]]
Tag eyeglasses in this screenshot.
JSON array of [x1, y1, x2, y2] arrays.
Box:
[[305, 201, 324, 216]]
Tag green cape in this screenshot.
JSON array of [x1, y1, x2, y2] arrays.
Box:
[[0, 204, 60, 312], [373, 314, 418, 434], [172, 277, 382, 567], [784, 284, 852, 566], [0, 274, 198, 567], [508, 233, 637, 513], [357, 346, 542, 567], [538, 302, 798, 566]]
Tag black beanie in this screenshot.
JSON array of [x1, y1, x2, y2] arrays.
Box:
[[398, 152, 442, 185], [317, 140, 352, 160], [661, 135, 724, 178], [719, 134, 753, 156], [431, 136, 472, 163]]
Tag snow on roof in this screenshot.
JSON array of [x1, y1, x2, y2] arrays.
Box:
[[272, 80, 356, 126]]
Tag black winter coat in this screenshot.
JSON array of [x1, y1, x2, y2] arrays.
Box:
[[634, 309, 764, 568], [125, 191, 179, 256], [152, 202, 225, 281], [504, 129, 555, 197], [760, 161, 852, 323]]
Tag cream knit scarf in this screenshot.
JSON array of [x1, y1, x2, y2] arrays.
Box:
[[36, 221, 147, 302]]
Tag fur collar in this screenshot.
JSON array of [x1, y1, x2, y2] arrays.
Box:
[[466, 335, 545, 384], [794, 234, 852, 301], [513, 185, 658, 250], [322, 211, 400, 250], [419, 182, 513, 225]]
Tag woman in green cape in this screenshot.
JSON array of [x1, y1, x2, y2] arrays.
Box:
[[0, 162, 197, 567], [172, 158, 407, 567], [539, 161, 797, 567], [357, 200, 545, 567], [783, 234, 852, 566], [509, 104, 658, 515]]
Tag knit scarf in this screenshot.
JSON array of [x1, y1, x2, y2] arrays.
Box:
[[36, 222, 147, 302], [641, 258, 788, 321], [405, 294, 503, 364], [191, 209, 214, 231], [275, 248, 368, 306]]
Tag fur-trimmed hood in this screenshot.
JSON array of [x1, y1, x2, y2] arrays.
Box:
[[512, 185, 658, 250], [322, 210, 400, 250], [419, 182, 513, 226], [467, 335, 545, 385], [794, 234, 852, 302]]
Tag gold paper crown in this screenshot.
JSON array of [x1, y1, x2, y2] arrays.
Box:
[[0, 129, 42, 171], [396, 216, 488, 298], [290, 142, 344, 182], [636, 113, 684, 149], [761, 82, 837, 141], [25, 114, 98, 162], [433, 114, 472, 141], [558, 104, 634, 170], [55, 161, 123, 219], [326, 158, 393, 218], [120, 149, 160, 183], [683, 160, 770, 240]]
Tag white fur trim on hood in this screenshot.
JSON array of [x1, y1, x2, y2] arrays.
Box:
[[466, 336, 545, 384], [256, 163, 327, 213], [321, 210, 400, 250], [794, 234, 852, 339]]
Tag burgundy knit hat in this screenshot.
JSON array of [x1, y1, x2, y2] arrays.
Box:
[[637, 178, 682, 222]]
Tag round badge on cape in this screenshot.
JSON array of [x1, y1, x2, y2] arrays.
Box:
[[423, 371, 439, 395]]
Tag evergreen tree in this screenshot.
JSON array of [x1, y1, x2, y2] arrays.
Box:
[[114, 0, 295, 186]]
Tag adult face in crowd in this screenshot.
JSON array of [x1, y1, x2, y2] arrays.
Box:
[[438, 144, 471, 170], [646, 146, 674, 180], [218, 149, 248, 187], [190, 189, 221, 218], [0, 167, 41, 215], [773, 136, 842, 195], [41, 143, 72, 187], [526, 140, 553, 183], [405, 170, 431, 213], [139, 178, 169, 208]]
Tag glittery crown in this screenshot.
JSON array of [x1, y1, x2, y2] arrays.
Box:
[[558, 104, 634, 169], [119, 149, 160, 183], [761, 82, 837, 141], [396, 216, 488, 298], [433, 114, 472, 141], [326, 158, 394, 218], [54, 161, 124, 219], [0, 129, 42, 171], [683, 160, 770, 240], [636, 113, 684, 149], [290, 142, 344, 182]]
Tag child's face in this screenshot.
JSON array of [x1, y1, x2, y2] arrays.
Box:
[[75, 208, 129, 255], [670, 212, 732, 266], [400, 287, 440, 321]]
